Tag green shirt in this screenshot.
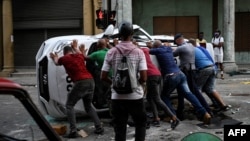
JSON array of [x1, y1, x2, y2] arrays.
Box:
[[89, 48, 108, 69], [89, 48, 112, 77]]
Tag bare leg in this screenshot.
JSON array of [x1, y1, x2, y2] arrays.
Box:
[[212, 91, 226, 107], [219, 63, 224, 79]]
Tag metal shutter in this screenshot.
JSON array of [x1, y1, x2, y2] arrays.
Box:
[[12, 0, 83, 68]]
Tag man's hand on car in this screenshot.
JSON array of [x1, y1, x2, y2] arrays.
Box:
[[79, 44, 88, 55], [146, 41, 153, 48]]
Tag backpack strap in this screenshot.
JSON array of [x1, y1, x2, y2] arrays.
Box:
[[116, 47, 136, 62], [115, 47, 123, 56], [116, 47, 136, 56], [212, 36, 221, 43], [197, 47, 214, 64], [197, 46, 218, 71]]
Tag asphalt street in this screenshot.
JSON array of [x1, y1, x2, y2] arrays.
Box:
[[1, 68, 250, 141]]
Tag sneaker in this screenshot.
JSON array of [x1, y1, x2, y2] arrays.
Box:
[[94, 127, 104, 134], [209, 103, 219, 108], [170, 119, 179, 130], [217, 105, 230, 112], [213, 105, 230, 113], [63, 131, 79, 138], [220, 105, 230, 111], [152, 120, 160, 127]]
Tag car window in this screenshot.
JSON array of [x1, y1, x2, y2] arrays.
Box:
[[53, 40, 72, 53], [86, 42, 99, 75], [87, 42, 98, 56], [0, 94, 48, 141]]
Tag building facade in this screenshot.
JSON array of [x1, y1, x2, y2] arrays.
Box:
[[0, 0, 249, 76], [132, 0, 250, 65]]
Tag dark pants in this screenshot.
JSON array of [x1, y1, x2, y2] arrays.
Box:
[[93, 69, 109, 107], [66, 79, 101, 132], [146, 75, 175, 118], [111, 99, 147, 141]]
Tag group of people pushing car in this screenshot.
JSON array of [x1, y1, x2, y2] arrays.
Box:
[[50, 21, 229, 141]]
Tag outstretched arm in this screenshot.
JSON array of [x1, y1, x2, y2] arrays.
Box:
[[71, 39, 82, 54], [49, 52, 59, 65], [71, 39, 90, 60], [79, 43, 91, 60]]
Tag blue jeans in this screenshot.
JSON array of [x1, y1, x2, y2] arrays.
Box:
[[66, 79, 101, 132], [111, 99, 147, 141], [161, 71, 207, 117]]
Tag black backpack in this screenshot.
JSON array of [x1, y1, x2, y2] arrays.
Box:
[[113, 47, 136, 94]]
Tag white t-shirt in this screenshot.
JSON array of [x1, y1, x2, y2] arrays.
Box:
[[205, 43, 215, 62], [211, 36, 224, 55]]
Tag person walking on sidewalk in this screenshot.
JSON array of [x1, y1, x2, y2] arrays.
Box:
[[101, 21, 148, 141], [50, 42, 104, 138]]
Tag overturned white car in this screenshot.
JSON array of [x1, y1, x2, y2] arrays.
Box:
[[35, 25, 162, 118], [36, 24, 212, 118]]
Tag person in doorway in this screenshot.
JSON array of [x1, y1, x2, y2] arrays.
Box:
[[196, 32, 215, 61], [101, 21, 148, 141], [50, 43, 104, 138], [196, 32, 207, 48], [211, 29, 225, 79]]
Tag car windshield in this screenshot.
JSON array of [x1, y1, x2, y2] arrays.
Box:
[[108, 28, 152, 42], [132, 28, 152, 42]]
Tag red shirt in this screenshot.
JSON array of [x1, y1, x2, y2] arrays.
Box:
[[141, 48, 161, 76], [58, 53, 92, 82]]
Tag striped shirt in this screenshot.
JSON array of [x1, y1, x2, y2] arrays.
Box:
[[102, 41, 147, 100]]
